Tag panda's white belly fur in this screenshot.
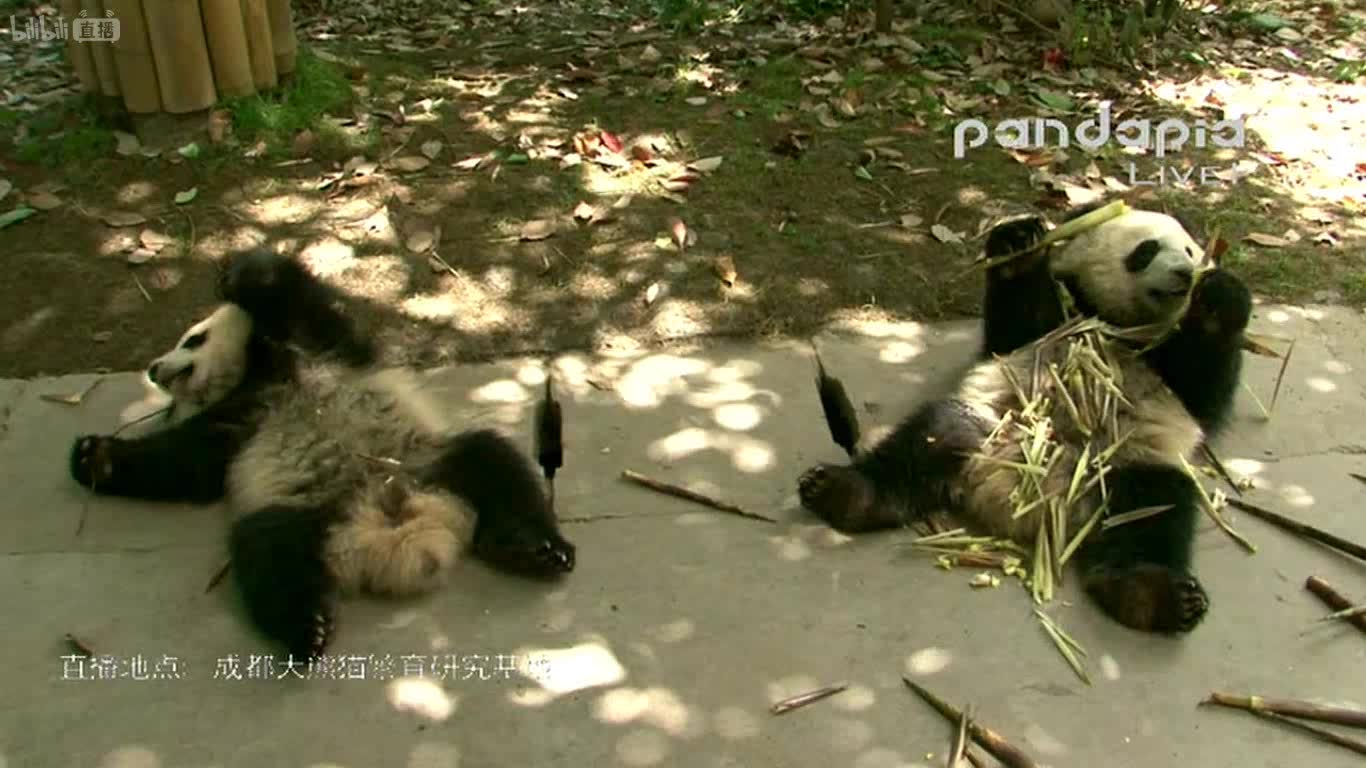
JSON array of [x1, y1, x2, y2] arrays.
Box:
[[951, 335, 1203, 543], [226, 361, 476, 597]]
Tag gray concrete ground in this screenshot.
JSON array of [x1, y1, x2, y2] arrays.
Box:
[[2, 303, 1364, 768]]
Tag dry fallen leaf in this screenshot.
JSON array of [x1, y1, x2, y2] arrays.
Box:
[[292, 130, 316, 158], [669, 218, 691, 251], [644, 282, 661, 305], [28, 190, 62, 210], [391, 156, 431, 173], [207, 110, 231, 143], [689, 156, 724, 173], [114, 131, 140, 156], [930, 224, 964, 244], [714, 255, 737, 286], [899, 213, 923, 229], [406, 230, 436, 253], [1244, 232, 1290, 247], [520, 219, 556, 241], [101, 211, 147, 228], [420, 140, 443, 160], [454, 154, 486, 171], [126, 248, 158, 265], [40, 378, 104, 405]]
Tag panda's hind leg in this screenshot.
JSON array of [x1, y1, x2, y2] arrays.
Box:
[[325, 480, 471, 597], [1074, 464, 1209, 633], [800, 399, 987, 534], [229, 504, 340, 661], [419, 429, 575, 578]]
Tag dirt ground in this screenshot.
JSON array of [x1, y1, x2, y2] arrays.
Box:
[[2, 0, 1363, 378]]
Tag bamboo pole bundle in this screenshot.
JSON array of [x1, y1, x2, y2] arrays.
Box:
[[80, 0, 122, 98], [200, 0, 256, 98], [267, 0, 298, 76], [241, 0, 279, 90], [104, 0, 160, 113], [141, 0, 217, 113], [59, 0, 100, 94]]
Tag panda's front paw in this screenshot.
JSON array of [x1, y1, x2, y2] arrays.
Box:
[[1187, 269, 1252, 339], [984, 215, 1048, 274], [798, 464, 883, 533], [70, 435, 119, 491], [1083, 563, 1209, 633], [217, 248, 295, 307]]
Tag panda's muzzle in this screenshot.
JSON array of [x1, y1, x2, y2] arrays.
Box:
[[148, 361, 194, 388]]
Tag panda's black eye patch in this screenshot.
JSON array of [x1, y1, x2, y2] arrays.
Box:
[[1186, 246, 1194, 257], [181, 331, 208, 350], [1124, 240, 1161, 273]]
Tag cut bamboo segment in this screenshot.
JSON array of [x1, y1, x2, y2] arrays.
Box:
[[267, 0, 298, 76], [105, 0, 160, 113], [80, 0, 122, 97], [241, 0, 278, 90], [60, 0, 100, 94], [142, 0, 217, 113], [200, 0, 256, 98]]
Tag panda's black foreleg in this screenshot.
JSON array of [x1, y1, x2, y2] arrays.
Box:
[[981, 214, 1067, 358], [69, 406, 250, 503], [1074, 463, 1209, 634], [419, 428, 576, 579], [799, 399, 987, 533], [229, 504, 339, 662], [217, 248, 376, 368]]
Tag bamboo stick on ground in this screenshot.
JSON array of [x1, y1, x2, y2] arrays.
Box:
[[770, 682, 847, 715], [1202, 691, 1366, 729], [1227, 498, 1366, 561], [1250, 710, 1366, 757], [620, 470, 777, 523], [902, 677, 1038, 768], [1305, 576, 1366, 635]]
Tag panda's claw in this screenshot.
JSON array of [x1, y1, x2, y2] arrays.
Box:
[[798, 463, 887, 533], [70, 435, 117, 490], [1083, 563, 1209, 634]]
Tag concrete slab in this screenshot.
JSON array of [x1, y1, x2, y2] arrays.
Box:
[[3, 305, 1364, 768]]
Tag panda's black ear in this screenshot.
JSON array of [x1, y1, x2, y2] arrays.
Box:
[[1124, 240, 1161, 273]]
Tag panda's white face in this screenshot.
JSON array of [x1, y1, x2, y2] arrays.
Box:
[[146, 303, 253, 410], [1049, 210, 1204, 328]]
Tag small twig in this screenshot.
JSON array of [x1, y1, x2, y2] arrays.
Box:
[[770, 682, 848, 715], [1201, 443, 1244, 497], [1349, 472, 1366, 487], [64, 633, 95, 657], [131, 272, 152, 303], [1269, 337, 1295, 413], [1227, 498, 1366, 562], [428, 249, 460, 279], [1249, 710, 1366, 757], [561, 513, 636, 524], [1313, 604, 1366, 625], [902, 677, 1038, 768], [1202, 691, 1366, 729], [204, 559, 232, 593], [1305, 576, 1366, 635], [620, 470, 777, 523], [355, 452, 403, 467]]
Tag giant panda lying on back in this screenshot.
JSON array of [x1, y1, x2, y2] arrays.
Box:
[[801, 201, 1251, 634], [69, 249, 576, 659]]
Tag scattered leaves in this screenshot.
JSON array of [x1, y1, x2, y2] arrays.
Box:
[[174, 188, 198, 205], [520, 219, 556, 241], [1244, 232, 1290, 247], [714, 255, 737, 286], [0, 206, 36, 229], [100, 211, 147, 228], [391, 156, 431, 173], [28, 190, 62, 210], [930, 224, 965, 244]]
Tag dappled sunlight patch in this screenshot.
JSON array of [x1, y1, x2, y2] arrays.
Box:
[[297, 237, 357, 278], [650, 299, 710, 339], [1277, 484, 1315, 508], [1023, 722, 1069, 757], [241, 193, 325, 226], [713, 402, 763, 431], [831, 684, 877, 712], [541, 605, 575, 633], [1100, 653, 1122, 681], [387, 676, 457, 722], [648, 618, 696, 644], [647, 427, 776, 473], [1305, 376, 1337, 394], [112, 180, 158, 207], [406, 742, 461, 768], [767, 531, 812, 561], [617, 354, 712, 408], [1323, 360, 1352, 375], [852, 747, 922, 768], [686, 380, 779, 409], [797, 277, 831, 296], [879, 340, 926, 364], [826, 315, 928, 341], [469, 378, 530, 404], [594, 686, 699, 737], [95, 746, 160, 768], [825, 718, 875, 751], [2, 306, 57, 349], [569, 271, 622, 301], [514, 638, 627, 698], [904, 646, 954, 676]]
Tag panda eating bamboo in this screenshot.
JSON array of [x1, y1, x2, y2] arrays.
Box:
[[801, 200, 1252, 634]]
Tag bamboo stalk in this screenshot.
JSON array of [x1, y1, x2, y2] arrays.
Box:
[[1249, 710, 1366, 757], [1305, 576, 1366, 635], [770, 682, 847, 715], [620, 470, 776, 523], [902, 677, 1038, 768], [105, 0, 161, 113], [1203, 691, 1366, 728], [1227, 498, 1366, 562]]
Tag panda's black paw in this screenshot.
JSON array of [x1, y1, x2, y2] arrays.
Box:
[[1083, 563, 1209, 634], [984, 214, 1048, 275], [70, 435, 120, 491], [217, 248, 296, 306], [476, 532, 576, 579], [1186, 268, 1252, 339], [798, 463, 889, 533]]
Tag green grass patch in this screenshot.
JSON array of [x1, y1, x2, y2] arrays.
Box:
[[222, 47, 355, 158]]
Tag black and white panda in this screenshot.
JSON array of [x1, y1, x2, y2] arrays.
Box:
[[69, 248, 576, 660], [800, 201, 1251, 634]]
